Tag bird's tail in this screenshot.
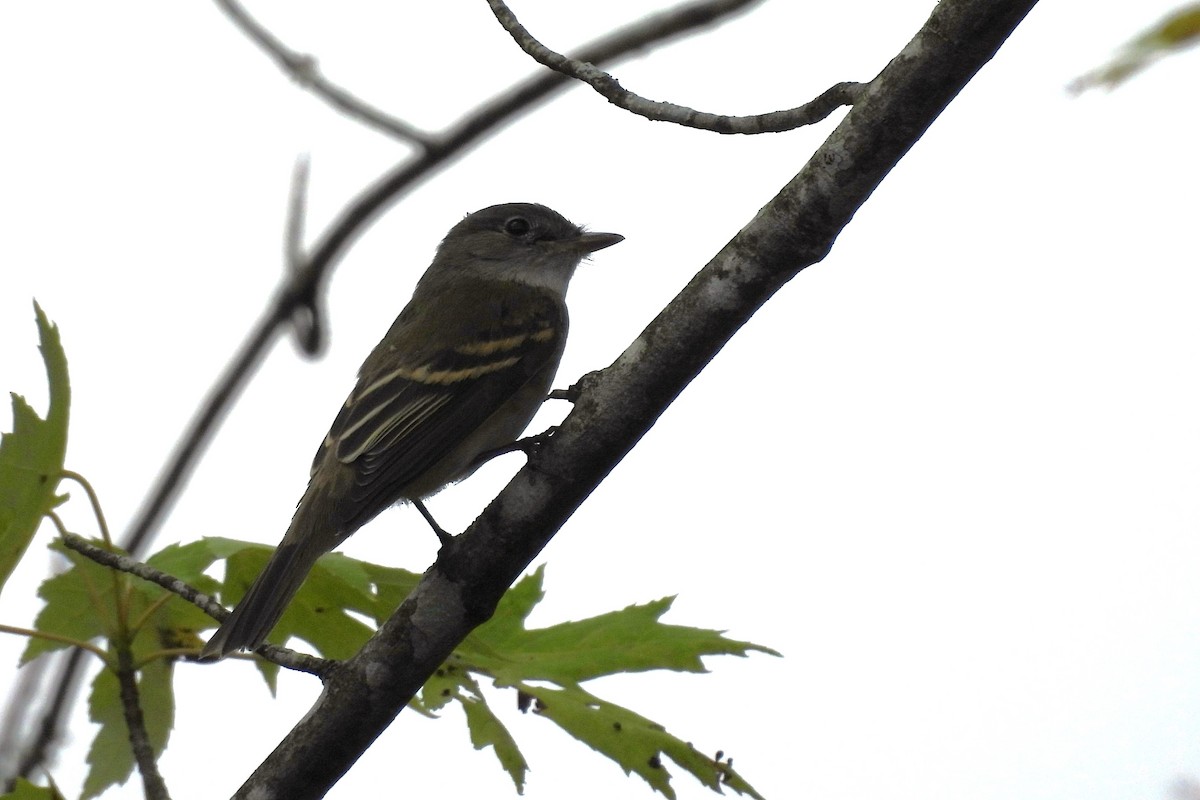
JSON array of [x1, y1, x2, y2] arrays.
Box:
[[200, 505, 330, 660]]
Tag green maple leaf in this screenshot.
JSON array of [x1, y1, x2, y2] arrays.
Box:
[[190, 546, 777, 797], [0, 302, 70, 595], [24, 540, 182, 799], [0, 777, 65, 799]]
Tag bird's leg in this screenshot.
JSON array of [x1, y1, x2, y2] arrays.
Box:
[[469, 425, 560, 472], [413, 498, 454, 546], [468, 382, 577, 468], [546, 383, 581, 403], [417, 422, 560, 546]]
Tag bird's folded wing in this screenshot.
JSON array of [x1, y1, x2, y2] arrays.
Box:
[[315, 309, 563, 530]]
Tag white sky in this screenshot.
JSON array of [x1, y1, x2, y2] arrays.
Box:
[[2, 2, 1199, 799]]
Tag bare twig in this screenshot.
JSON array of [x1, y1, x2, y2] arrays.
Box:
[[59, 533, 330, 678], [113, 645, 171, 800], [301, 0, 766, 289], [0, 624, 108, 661], [486, 0, 865, 133], [212, 0, 434, 147], [61, 534, 222, 619], [0, 658, 51, 783], [6, 653, 85, 788], [283, 156, 325, 355]]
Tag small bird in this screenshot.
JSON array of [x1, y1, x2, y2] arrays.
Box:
[[200, 203, 622, 659]]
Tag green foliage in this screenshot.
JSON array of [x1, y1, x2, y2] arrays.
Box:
[[21, 541, 190, 798], [518, 683, 758, 799], [1071, 3, 1200, 92], [21, 544, 111, 664], [22, 542, 210, 665], [149, 537, 385, 689], [460, 572, 772, 683], [20, 532, 774, 799], [0, 302, 69, 595], [449, 567, 774, 798], [0, 778, 65, 800], [1, 309, 188, 799], [199, 547, 776, 798], [459, 676, 531, 791]]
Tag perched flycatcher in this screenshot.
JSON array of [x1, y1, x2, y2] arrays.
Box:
[[200, 203, 622, 659]]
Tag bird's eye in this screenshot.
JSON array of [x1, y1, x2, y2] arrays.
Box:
[[504, 216, 532, 237]]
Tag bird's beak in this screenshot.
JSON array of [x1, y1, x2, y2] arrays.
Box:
[[573, 231, 624, 254]]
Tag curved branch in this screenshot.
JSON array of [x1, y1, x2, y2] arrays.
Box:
[[487, 0, 866, 133], [212, 0, 434, 146], [300, 0, 766, 290]]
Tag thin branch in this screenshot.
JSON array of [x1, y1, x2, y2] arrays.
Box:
[[88, 515, 171, 800], [59, 470, 112, 547], [128, 590, 175, 637], [486, 0, 865, 133], [301, 0, 766, 294], [113, 645, 171, 800], [283, 156, 324, 355], [7, 652, 85, 788], [211, 0, 434, 147], [0, 657, 49, 788], [0, 624, 109, 662], [47, 512, 120, 628], [60, 534, 219, 616], [134, 648, 211, 669], [59, 534, 330, 678]]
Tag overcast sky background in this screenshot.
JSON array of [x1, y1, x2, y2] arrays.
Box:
[[2, 2, 1199, 799]]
